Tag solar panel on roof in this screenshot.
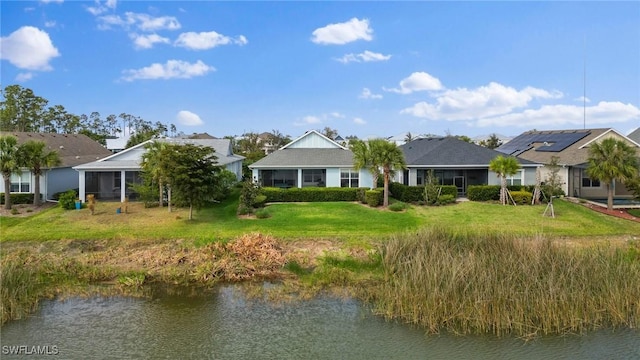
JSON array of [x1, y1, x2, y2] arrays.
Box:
[[497, 131, 590, 155]]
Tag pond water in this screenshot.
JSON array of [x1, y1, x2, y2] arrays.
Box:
[[1, 285, 638, 359]]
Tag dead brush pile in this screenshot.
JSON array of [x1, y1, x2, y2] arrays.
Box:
[[206, 233, 286, 281]]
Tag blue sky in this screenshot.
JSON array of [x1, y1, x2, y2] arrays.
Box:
[[2, 1, 639, 140]]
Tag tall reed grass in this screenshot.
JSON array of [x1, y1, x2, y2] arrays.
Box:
[[372, 228, 640, 337]]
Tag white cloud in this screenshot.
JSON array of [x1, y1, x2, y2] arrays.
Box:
[[130, 33, 170, 49], [97, 12, 180, 31], [359, 88, 382, 100], [400, 82, 562, 121], [0, 26, 60, 71], [311, 18, 373, 45], [574, 96, 591, 103], [336, 50, 391, 63], [174, 31, 247, 50], [385, 72, 443, 94], [86, 0, 116, 16], [176, 110, 204, 126], [120, 60, 215, 81], [330, 112, 345, 118], [477, 101, 640, 128], [294, 115, 323, 127], [128, 12, 180, 32], [353, 117, 366, 125], [16, 72, 34, 82], [44, 21, 57, 28], [41, 0, 64, 4]]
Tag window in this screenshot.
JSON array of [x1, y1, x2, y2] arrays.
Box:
[[506, 171, 523, 186], [302, 169, 325, 187], [340, 169, 359, 188], [582, 176, 600, 187], [10, 172, 30, 193], [114, 171, 122, 189]]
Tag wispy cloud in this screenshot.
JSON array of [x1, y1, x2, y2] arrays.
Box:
[[311, 17, 372, 45], [335, 50, 391, 64], [385, 72, 443, 94], [97, 12, 180, 32], [174, 31, 247, 50], [120, 60, 214, 81], [129, 33, 170, 49], [15, 72, 34, 82], [353, 117, 366, 125], [0, 26, 60, 71], [86, 0, 116, 16], [359, 88, 382, 100], [44, 20, 57, 28]]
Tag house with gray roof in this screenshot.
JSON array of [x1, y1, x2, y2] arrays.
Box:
[[73, 137, 244, 202], [0, 132, 113, 202], [398, 136, 540, 196], [496, 128, 640, 200], [249, 130, 374, 189]]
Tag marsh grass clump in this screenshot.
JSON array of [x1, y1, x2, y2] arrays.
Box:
[[372, 228, 640, 338]]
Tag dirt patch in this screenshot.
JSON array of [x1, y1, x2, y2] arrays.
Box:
[[0, 202, 56, 217], [579, 202, 640, 222]]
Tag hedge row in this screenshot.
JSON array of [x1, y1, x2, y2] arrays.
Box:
[[467, 185, 535, 203], [0, 193, 37, 205], [262, 187, 359, 202], [389, 182, 458, 203]]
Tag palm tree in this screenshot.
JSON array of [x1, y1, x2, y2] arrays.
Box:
[[0, 135, 21, 210], [142, 140, 168, 209], [489, 155, 521, 205], [19, 140, 61, 206], [371, 139, 406, 207], [586, 138, 639, 211], [349, 139, 379, 189]]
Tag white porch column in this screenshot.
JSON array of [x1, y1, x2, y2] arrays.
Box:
[[297, 169, 302, 188], [120, 170, 126, 202], [78, 170, 86, 202]]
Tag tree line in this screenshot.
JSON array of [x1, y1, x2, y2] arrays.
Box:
[[0, 84, 176, 147]]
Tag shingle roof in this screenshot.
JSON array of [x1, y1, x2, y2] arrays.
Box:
[[249, 148, 354, 168], [1, 132, 112, 168], [497, 128, 639, 166], [628, 128, 640, 144], [401, 137, 536, 166]]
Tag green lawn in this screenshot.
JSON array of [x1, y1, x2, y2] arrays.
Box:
[[1, 196, 639, 243]]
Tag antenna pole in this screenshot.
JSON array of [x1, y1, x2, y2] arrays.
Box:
[[583, 36, 586, 129]]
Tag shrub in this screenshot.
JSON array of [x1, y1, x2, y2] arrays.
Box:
[[467, 185, 501, 201], [239, 179, 262, 211], [388, 202, 408, 212], [435, 194, 456, 206], [366, 190, 381, 207], [10, 208, 19, 215], [58, 190, 78, 210], [262, 187, 359, 202], [0, 193, 34, 205], [389, 182, 457, 203], [511, 191, 533, 205], [255, 208, 271, 219], [253, 195, 267, 208]]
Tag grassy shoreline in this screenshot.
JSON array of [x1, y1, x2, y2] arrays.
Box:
[[2, 198, 640, 336], [2, 230, 639, 339]]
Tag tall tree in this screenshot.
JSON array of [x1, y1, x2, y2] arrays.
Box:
[[0, 85, 48, 132], [586, 138, 640, 211], [321, 127, 339, 140], [480, 133, 503, 149], [141, 141, 169, 208], [18, 140, 61, 206], [489, 155, 521, 205], [0, 135, 21, 210], [162, 143, 221, 220], [370, 139, 406, 207]]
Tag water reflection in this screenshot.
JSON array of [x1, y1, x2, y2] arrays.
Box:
[[1, 284, 638, 359]]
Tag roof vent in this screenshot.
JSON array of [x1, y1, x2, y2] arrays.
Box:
[[75, 156, 80, 159], [59, 145, 64, 149], [543, 142, 550, 146]]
